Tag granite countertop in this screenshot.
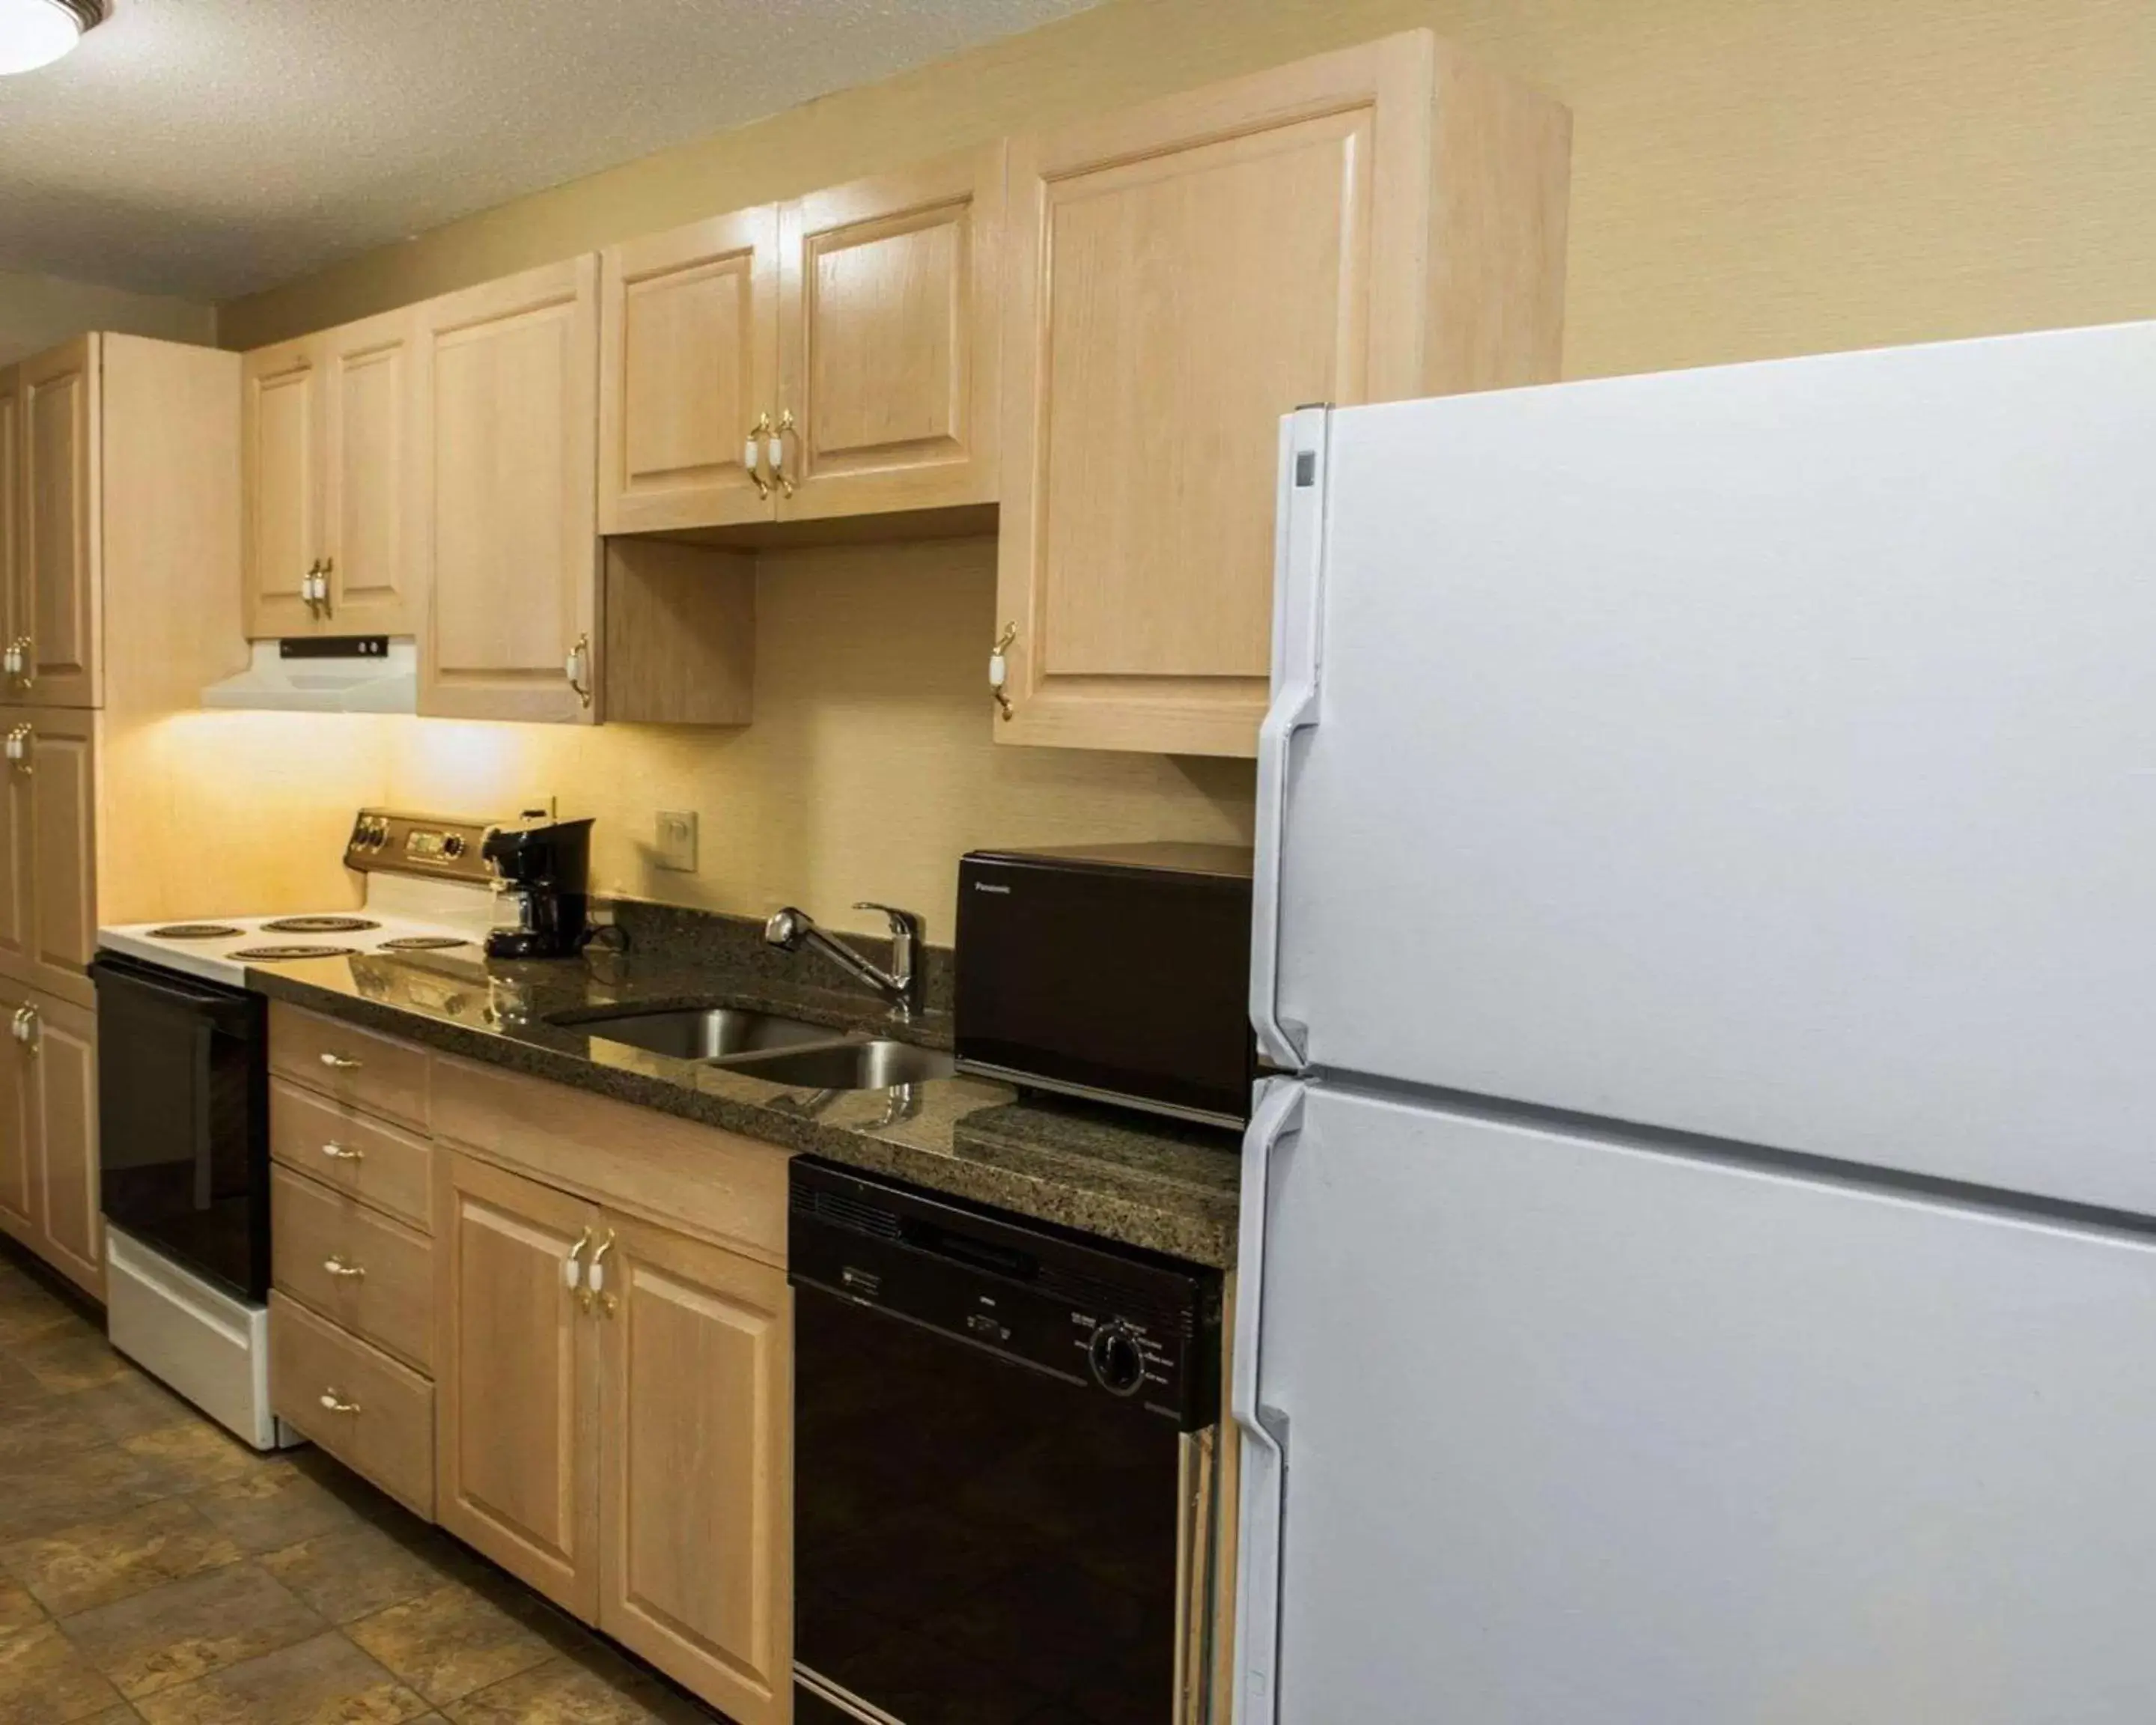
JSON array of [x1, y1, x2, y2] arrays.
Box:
[[246, 942, 1240, 1268]]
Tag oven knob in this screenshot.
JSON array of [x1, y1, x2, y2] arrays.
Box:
[[1088, 1321, 1147, 1397], [441, 835, 466, 859]]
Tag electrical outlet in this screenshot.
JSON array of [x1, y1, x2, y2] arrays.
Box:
[[656, 811, 698, 873]]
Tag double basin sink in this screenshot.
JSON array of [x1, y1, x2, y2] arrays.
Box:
[[555, 1005, 954, 1091]]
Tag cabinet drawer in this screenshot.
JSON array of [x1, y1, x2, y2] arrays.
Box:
[[270, 1077, 433, 1231], [270, 1292, 435, 1520], [270, 1004, 430, 1130], [272, 1167, 433, 1371]]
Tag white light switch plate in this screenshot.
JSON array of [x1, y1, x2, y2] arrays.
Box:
[[656, 811, 698, 872]]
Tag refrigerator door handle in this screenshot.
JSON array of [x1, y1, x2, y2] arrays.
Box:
[[1233, 1074, 1306, 1725], [1252, 407, 1331, 1073]]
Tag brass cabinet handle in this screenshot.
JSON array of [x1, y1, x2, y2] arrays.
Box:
[[744, 412, 773, 500], [304, 560, 323, 618], [319, 556, 334, 619], [8, 1008, 28, 1045], [322, 1256, 366, 1280], [5, 724, 32, 770], [565, 1226, 595, 1303], [770, 409, 797, 498], [15, 638, 31, 690], [320, 1141, 364, 1163], [319, 1051, 362, 1071], [15, 1007, 37, 1054], [989, 623, 1017, 720], [318, 1389, 361, 1416], [588, 1229, 617, 1317], [565, 633, 593, 708]]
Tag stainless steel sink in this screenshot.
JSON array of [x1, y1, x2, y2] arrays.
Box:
[[716, 1038, 955, 1090], [560, 1007, 838, 1062]]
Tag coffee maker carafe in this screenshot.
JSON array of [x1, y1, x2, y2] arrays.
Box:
[[482, 812, 594, 959]]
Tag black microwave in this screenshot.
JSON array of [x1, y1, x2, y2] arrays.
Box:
[[955, 843, 1255, 1128]]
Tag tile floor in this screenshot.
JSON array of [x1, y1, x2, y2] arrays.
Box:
[[0, 1249, 725, 1724]]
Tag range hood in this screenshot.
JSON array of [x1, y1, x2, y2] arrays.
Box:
[[201, 637, 418, 714]]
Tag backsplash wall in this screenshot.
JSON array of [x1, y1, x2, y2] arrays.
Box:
[[380, 537, 1254, 944]]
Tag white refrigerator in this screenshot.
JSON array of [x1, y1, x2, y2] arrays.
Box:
[[1234, 320, 2156, 1724]]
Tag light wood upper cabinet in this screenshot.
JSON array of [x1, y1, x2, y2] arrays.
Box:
[[600, 207, 779, 535], [244, 311, 423, 640], [322, 308, 422, 635], [17, 338, 101, 709], [436, 1151, 602, 1618], [418, 257, 600, 725], [0, 368, 25, 704], [599, 144, 1003, 535], [599, 1214, 792, 1725], [996, 31, 1570, 755], [241, 338, 322, 639], [776, 144, 1004, 521]]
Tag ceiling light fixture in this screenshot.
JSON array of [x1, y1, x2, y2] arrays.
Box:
[[0, 0, 104, 76]]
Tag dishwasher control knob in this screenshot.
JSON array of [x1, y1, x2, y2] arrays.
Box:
[[1088, 1322, 1147, 1396]]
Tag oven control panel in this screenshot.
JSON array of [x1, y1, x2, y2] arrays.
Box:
[[345, 809, 497, 884]]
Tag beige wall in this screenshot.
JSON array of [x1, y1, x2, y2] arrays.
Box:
[[211, 0, 2156, 940], [1, 270, 215, 366]]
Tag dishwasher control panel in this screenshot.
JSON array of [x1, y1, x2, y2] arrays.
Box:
[[788, 1157, 1222, 1430]]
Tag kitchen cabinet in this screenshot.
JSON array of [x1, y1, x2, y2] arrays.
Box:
[[995, 31, 1571, 755], [0, 979, 100, 1297], [0, 368, 22, 701], [599, 143, 1003, 535], [433, 1131, 791, 1721], [242, 309, 423, 639], [416, 255, 601, 725], [268, 1006, 442, 1518], [599, 1214, 791, 1725], [13, 338, 100, 709], [0, 705, 96, 1011], [436, 1151, 603, 1616], [600, 205, 779, 535]]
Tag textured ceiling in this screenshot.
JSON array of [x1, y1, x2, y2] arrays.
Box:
[[0, 0, 1102, 301]]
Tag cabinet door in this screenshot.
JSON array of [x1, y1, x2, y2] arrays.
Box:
[[25, 708, 94, 1008], [0, 982, 31, 1244], [323, 308, 422, 636], [0, 366, 25, 705], [776, 144, 1003, 521], [599, 207, 779, 535], [19, 338, 101, 708], [0, 720, 30, 981], [25, 990, 99, 1297], [418, 257, 600, 724], [436, 1151, 603, 1618], [241, 337, 324, 639], [997, 43, 1431, 755], [599, 1214, 791, 1725]]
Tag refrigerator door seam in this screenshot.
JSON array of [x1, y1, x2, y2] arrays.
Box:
[[1252, 407, 1331, 1074]]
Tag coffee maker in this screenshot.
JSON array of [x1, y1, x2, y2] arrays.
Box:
[[482, 812, 594, 959]]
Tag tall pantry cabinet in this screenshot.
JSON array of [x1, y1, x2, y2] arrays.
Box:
[[0, 335, 245, 1297]]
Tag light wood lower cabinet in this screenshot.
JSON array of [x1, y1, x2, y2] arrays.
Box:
[[436, 1152, 603, 1618], [600, 1215, 792, 1725], [436, 1148, 793, 1723], [0, 980, 100, 1297], [270, 1292, 436, 1519]]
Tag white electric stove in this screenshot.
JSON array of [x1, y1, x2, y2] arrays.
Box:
[[94, 810, 500, 1448]]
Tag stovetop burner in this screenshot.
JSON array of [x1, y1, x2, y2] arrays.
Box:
[[377, 935, 472, 952], [231, 944, 362, 962], [262, 916, 382, 934], [147, 924, 243, 940]]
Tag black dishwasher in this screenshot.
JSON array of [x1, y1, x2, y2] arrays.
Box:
[[791, 1158, 1223, 1725]]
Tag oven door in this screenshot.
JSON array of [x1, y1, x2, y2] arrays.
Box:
[[90, 955, 270, 1301]]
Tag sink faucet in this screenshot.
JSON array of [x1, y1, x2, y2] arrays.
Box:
[[765, 902, 925, 1018]]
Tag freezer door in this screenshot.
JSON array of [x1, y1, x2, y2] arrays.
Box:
[[1238, 1081, 2156, 1724], [1264, 320, 2156, 1214]]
